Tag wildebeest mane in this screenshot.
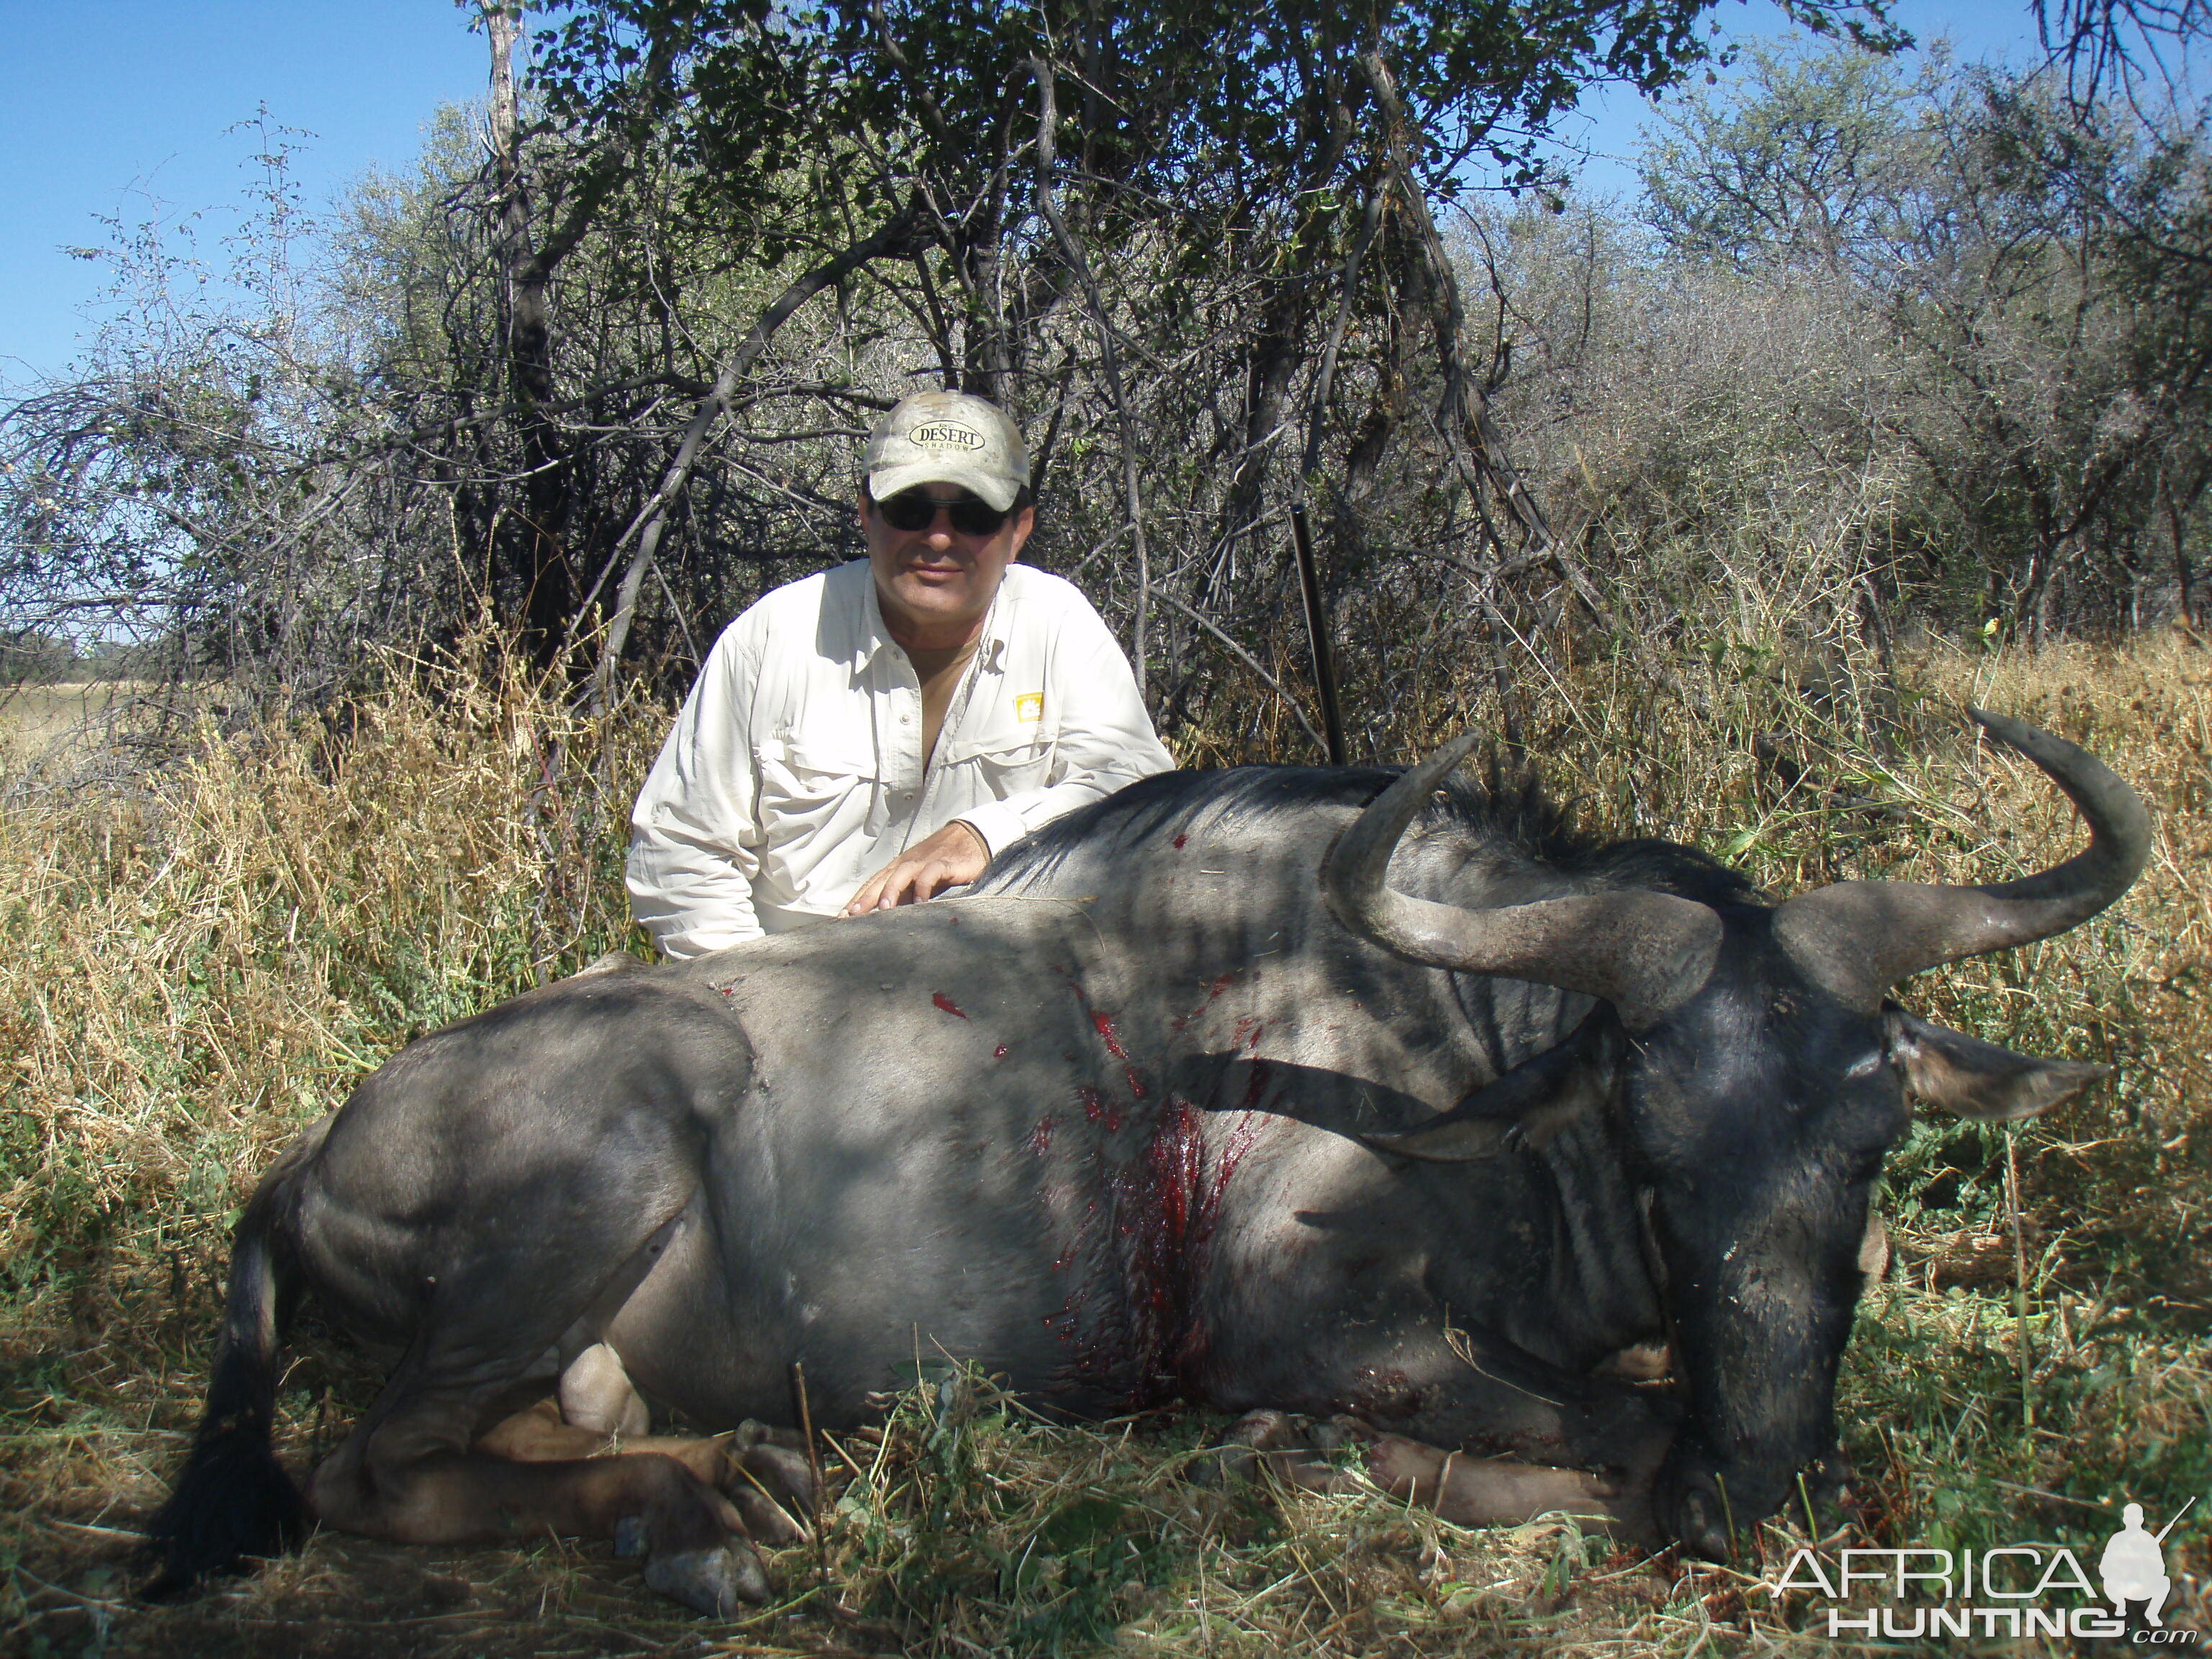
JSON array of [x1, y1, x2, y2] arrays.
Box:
[[983, 754, 1762, 909]]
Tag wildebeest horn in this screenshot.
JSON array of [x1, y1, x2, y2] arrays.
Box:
[[1772, 709, 2152, 1010], [1322, 734, 1724, 1030]]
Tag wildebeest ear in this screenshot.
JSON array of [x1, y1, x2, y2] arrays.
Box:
[[1364, 1015, 1617, 1162], [1883, 1006, 2108, 1122]]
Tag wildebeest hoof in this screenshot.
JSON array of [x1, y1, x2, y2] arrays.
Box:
[[1197, 1411, 1358, 1496], [643, 1542, 768, 1614], [726, 1483, 809, 1548], [717, 1439, 810, 1546], [1656, 1480, 1734, 1560], [732, 1419, 809, 1452], [1311, 1414, 1377, 1451], [1194, 1409, 1306, 1486], [1227, 1409, 1303, 1451], [739, 1440, 815, 1514], [1675, 1493, 1730, 1560], [613, 1514, 649, 1558]]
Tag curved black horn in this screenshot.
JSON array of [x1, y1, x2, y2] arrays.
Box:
[[1772, 709, 2152, 1010], [1321, 734, 1724, 1030]]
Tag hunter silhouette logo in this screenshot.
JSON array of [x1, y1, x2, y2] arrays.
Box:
[[909, 423, 985, 450], [1771, 1496, 2199, 1642], [2105, 1500, 2193, 1629]]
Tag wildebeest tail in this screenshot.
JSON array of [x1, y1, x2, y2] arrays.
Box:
[[141, 1181, 308, 1596]]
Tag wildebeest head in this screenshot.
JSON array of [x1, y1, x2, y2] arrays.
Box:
[[1322, 711, 2148, 1557]]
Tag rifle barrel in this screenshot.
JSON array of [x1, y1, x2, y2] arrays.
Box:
[[2154, 1493, 2196, 1543], [1290, 505, 1346, 766]]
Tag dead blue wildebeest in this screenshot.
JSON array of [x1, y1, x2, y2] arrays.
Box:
[[146, 712, 2146, 1613]]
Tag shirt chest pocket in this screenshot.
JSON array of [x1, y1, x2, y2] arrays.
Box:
[[756, 733, 876, 817], [936, 723, 1053, 792]]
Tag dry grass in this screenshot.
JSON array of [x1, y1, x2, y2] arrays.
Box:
[[0, 681, 163, 776], [0, 628, 2205, 1655]]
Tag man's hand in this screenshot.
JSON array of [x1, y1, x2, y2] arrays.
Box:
[[842, 820, 991, 916]]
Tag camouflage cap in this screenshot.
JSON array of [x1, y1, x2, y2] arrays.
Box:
[[863, 390, 1032, 513]]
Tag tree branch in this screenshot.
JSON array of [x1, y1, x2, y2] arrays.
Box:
[[1025, 55, 1153, 698], [583, 204, 927, 710], [1152, 588, 1328, 755]]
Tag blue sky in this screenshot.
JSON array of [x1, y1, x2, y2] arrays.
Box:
[[1551, 0, 2050, 197], [0, 1, 485, 385], [0, 0, 2052, 386]]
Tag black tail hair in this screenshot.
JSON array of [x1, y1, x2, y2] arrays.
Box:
[[140, 1190, 307, 1598]]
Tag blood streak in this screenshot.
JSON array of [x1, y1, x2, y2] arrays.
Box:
[[1086, 1011, 1148, 1097], [1029, 1114, 1058, 1155], [1169, 971, 1241, 1034], [1238, 1057, 1275, 1112], [1066, 1101, 1269, 1405], [1172, 833, 1187, 849], [994, 1043, 1010, 1059], [1230, 1014, 1264, 1052], [932, 992, 968, 1020]]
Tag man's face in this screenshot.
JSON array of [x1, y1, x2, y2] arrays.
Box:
[[860, 486, 1034, 649]]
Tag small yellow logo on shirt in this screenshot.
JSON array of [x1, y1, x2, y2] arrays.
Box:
[[1014, 693, 1044, 723]]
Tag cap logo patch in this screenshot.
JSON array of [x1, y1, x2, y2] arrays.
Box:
[[910, 423, 985, 451]]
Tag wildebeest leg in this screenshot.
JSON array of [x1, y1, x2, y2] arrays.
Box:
[[559, 1341, 650, 1438], [1321, 1332, 1671, 1465], [1208, 1408, 1656, 1535], [1379, 1341, 1672, 1539], [310, 1308, 771, 1614], [472, 1399, 809, 1549], [549, 1339, 817, 1520], [1357, 1431, 1654, 1534], [1402, 1344, 1674, 1488], [1219, 1316, 1676, 1529]]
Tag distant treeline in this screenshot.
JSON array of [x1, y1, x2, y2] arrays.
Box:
[[2, 3, 2206, 753], [0, 631, 138, 686]]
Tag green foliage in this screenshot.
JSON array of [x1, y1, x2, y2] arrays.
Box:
[[1625, 41, 2212, 636], [1641, 40, 1946, 270], [831, 1367, 1226, 1653], [0, 631, 74, 686], [533, 0, 1815, 217]]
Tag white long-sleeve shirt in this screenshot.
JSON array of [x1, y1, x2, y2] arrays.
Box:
[[626, 559, 1175, 958]]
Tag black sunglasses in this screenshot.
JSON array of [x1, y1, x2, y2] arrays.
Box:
[[874, 489, 1010, 537]]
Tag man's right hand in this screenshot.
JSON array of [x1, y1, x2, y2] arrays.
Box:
[[840, 820, 991, 917]]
